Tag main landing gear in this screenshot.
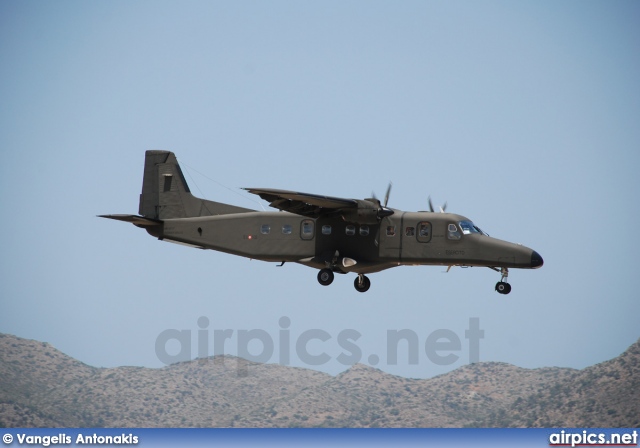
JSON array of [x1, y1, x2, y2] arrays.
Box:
[[317, 268, 334, 286], [354, 274, 371, 293], [317, 268, 371, 292], [494, 267, 512, 295]]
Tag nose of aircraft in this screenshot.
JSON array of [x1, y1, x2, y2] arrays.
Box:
[[531, 250, 544, 268]]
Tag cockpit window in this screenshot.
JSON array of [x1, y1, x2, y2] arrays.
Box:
[[459, 221, 478, 235], [459, 220, 487, 236]]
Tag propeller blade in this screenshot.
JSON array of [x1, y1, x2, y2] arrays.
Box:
[[428, 196, 447, 213], [383, 182, 392, 208]]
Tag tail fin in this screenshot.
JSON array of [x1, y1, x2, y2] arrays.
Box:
[[139, 150, 252, 219]]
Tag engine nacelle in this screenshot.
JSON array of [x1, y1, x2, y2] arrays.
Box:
[[339, 200, 393, 224]]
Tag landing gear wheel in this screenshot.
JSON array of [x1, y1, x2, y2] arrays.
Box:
[[494, 267, 511, 295], [495, 281, 512, 295], [354, 275, 371, 293], [317, 268, 334, 286]]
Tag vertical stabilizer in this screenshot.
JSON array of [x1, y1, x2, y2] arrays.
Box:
[[139, 150, 252, 219]]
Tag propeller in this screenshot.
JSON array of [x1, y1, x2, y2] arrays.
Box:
[[371, 182, 394, 219], [428, 196, 447, 213]]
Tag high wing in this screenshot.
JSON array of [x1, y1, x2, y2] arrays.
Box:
[[243, 188, 394, 224], [243, 188, 358, 217]]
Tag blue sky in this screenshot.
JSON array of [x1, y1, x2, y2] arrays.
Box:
[[1, 1, 639, 379]]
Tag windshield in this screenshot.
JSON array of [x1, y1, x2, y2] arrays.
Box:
[[459, 220, 488, 236]]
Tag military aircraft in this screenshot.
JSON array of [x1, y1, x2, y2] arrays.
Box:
[[101, 150, 543, 294]]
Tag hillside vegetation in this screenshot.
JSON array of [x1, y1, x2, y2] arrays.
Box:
[[1, 333, 638, 427]]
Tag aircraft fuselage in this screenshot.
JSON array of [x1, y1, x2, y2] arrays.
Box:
[[152, 210, 541, 275]]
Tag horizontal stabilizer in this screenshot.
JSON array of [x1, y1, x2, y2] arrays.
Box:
[[98, 214, 161, 227]]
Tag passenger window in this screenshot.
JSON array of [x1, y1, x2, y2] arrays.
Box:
[[417, 221, 432, 243], [261, 224, 270, 235], [447, 223, 461, 240], [386, 226, 396, 237], [359, 225, 369, 236], [301, 220, 314, 240], [345, 225, 356, 236], [405, 227, 415, 237], [282, 224, 292, 235], [322, 225, 332, 235]]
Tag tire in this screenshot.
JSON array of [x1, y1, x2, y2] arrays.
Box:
[[318, 269, 334, 286], [354, 275, 371, 293]]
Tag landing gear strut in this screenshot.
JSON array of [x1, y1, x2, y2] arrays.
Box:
[[354, 274, 371, 293], [494, 267, 512, 295], [317, 268, 334, 286]]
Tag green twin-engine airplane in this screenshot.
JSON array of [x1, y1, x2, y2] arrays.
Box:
[[101, 150, 543, 294]]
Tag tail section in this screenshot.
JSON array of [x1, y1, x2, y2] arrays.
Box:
[[139, 150, 252, 219]]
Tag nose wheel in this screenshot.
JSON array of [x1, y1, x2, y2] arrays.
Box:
[[494, 267, 511, 295], [495, 281, 511, 294]]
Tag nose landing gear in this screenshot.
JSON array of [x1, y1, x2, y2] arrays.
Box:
[[494, 267, 511, 295]]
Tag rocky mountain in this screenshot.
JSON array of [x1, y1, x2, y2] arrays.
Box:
[[1, 333, 638, 427]]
